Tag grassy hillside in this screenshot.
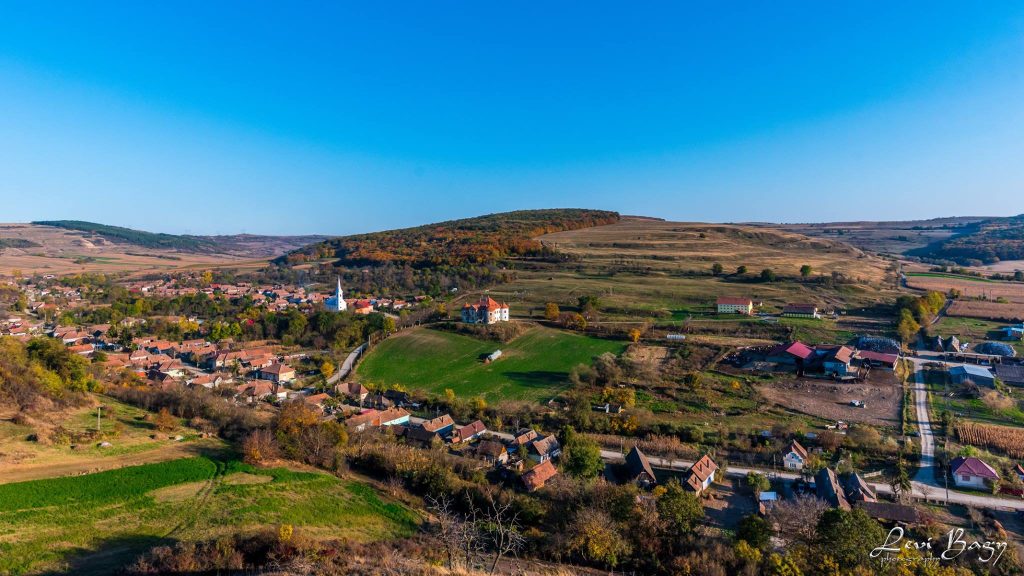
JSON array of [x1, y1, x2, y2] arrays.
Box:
[[0, 458, 417, 575], [34, 220, 217, 252], [277, 208, 620, 268], [356, 325, 626, 401]]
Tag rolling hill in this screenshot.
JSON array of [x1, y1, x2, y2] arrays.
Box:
[[0, 222, 327, 276], [905, 214, 1024, 265]]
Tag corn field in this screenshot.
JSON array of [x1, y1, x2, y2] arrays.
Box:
[[956, 422, 1024, 459]]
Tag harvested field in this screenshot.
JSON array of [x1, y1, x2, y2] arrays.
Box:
[[947, 300, 1024, 322], [905, 273, 1024, 302], [756, 373, 901, 427]]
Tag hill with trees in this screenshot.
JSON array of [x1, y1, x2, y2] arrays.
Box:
[[34, 220, 218, 252], [908, 214, 1024, 265], [276, 209, 620, 268]]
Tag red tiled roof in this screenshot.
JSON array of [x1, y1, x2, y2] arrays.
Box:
[[522, 460, 558, 492], [716, 297, 752, 306], [856, 350, 899, 364], [784, 341, 814, 359]]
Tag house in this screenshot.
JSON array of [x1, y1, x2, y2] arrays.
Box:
[[345, 407, 411, 432], [529, 435, 562, 463], [782, 304, 820, 319], [932, 335, 962, 353], [352, 299, 375, 315], [767, 341, 815, 366], [950, 456, 999, 490], [68, 343, 95, 356], [821, 346, 855, 377], [452, 420, 487, 443], [856, 501, 921, 526], [404, 425, 443, 448], [716, 297, 754, 315], [994, 364, 1024, 387], [856, 350, 899, 370], [521, 460, 558, 492], [235, 380, 277, 403], [259, 363, 296, 384], [683, 454, 717, 494], [340, 381, 370, 404], [303, 393, 332, 410], [624, 446, 657, 489], [461, 296, 510, 324], [593, 402, 624, 414], [156, 359, 186, 378], [475, 440, 509, 465], [422, 414, 455, 436], [189, 373, 224, 389], [816, 468, 850, 510], [843, 473, 877, 503], [513, 429, 539, 447], [782, 440, 808, 471], [949, 365, 995, 387]]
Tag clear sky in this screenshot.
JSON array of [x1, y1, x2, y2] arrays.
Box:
[[2, 2, 1023, 235]]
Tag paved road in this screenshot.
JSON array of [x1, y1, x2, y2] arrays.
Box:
[[326, 343, 366, 385]]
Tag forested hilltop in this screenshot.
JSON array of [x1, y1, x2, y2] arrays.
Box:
[[910, 214, 1024, 265], [276, 209, 620, 268], [34, 220, 218, 252]]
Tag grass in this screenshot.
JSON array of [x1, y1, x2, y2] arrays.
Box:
[[0, 458, 417, 575], [906, 272, 996, 283], [356, 325, 627, 401]]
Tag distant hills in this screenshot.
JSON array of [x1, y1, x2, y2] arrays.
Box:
[[275, 209, 620, 268], [31, 220, 327, 258], [909, 214, 1024, 265]]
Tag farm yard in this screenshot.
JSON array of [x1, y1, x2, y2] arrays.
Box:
[[0, 458, 417, 575], [755, 371, 902, 428], [356, 324, 627, 401]]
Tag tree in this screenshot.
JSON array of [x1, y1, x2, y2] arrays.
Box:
[[768, 494, 828, 548], [629, 328, 642, 343], [736, 265, 747, 275], [886, 456, 912, 502], [320, 360, 335, 379], [897, 308, 921, 343], [485, 500, 525, 575], [711, 262, 724, 276], [382, 316, 396, 333], [154, 407, 177, 432], [745, 471, 770, 497], [242, 428, 278, 464], [561, 428, 604, 478], [559, 312, 587, 331], [815, 508, 885, 567], [656, 478, 704, 534], [799, 264, 812, 279], [760, 268, 776, 282], [567, 508, 630, 566], [736, 514, 772, 549], [544, 302, 560, 322]]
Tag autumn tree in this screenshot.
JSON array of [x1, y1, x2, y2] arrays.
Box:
[[567, 508, 630, 566], [544, 302, 560, 322], [656, 478, 704, 534], [897, 308, 920, 343], [320, 360, 335, 379], [242, 428, 278, 464], [154, 407, 177, 432], [815, 508, 885, 568], [628, 328, 642, 343], [561, 427, 604, 478]]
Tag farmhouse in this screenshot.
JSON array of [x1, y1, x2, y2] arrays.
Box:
[[259, 362, 296, 384], [950, 456, 999, 490], [816, 468, 851, 510], [767, 341, 814, 366], [949, 365, 995, 387], [782, 440, 808, 471], [716, 296, 753, 315], [461, 296, 510, 324], [820, 345, 855, 377], [843, 473, 877, 503], [522, 460, 558, 492], [452, 420, 487, 443], [782, 304, 820, 319], [529, 435, 562, 463], [339, 381, 371, 404], [683, 454, 717, 494], [856, 350, 899, 370], [624, 446, 657, 489], [475, 440, 509, 465], [422, 414, 456, 436]]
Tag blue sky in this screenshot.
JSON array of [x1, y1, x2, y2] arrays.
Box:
[[1, 2, 1023, 235]]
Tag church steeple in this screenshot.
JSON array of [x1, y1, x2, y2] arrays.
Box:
[[327, 276, 347, 311]]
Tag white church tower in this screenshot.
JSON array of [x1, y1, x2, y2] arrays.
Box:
[[325, 276, 347, 312]]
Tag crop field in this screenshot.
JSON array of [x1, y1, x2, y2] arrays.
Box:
[[0, 458, 417, 575], [955, 422, 1024, 459], [356, 325, 626, 401], [906, 273, 1024, 302]]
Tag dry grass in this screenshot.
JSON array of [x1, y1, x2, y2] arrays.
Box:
[[905, 274, 1024, 302], [947, 299, 1024, 322], [0, 223, 267, 276], [539, 218, 891, 282]]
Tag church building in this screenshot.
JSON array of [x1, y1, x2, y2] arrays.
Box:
[[325, 277, 347, 312]]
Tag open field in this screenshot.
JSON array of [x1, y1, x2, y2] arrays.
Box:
[[756, 372, 902, 428], [0, 396, 228, 484], [356, 325, 626, 401], [947, 299, 1024, 322], [0, 458, 417, 575], [905, 272, 1024, 301], [776, 217, 987, 255], [0, 223, 307, 276], [539, 218, 891, 282]]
